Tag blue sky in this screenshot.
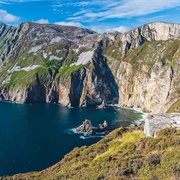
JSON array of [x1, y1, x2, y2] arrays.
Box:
[[0, 0, 180, 33]]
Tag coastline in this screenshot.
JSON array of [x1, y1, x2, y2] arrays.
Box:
[[111, 104, 148, 126], [111, 104, 180, 137]]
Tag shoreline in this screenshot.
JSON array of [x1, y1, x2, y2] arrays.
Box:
[[0, 100, 148, 128], [111, 104, 148, 126]]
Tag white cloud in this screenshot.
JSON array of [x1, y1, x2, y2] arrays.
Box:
[[52, 1, 91, 8], [0, 9, 20, 23], [54, 20, 129, 33], [71, 0, 180, 21], [35, 18, 49, 24], [54, 21, 84, 27], [0, 1, 11, 4], [2, 0, 42, 2]]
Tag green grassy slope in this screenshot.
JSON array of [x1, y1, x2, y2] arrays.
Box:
[[6, 127, 180, 180]]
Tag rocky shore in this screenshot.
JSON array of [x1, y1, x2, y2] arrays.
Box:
[[75, 107, 180, 139], [126, 107, 180, 138], [144, 113, 180, 137]]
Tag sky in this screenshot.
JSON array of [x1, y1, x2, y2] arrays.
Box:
[[0, 0, 180, 33]]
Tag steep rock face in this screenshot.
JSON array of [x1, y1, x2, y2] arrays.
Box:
[[79, 50, 119, 106], [112, 61, 174, 113], [0, 22, 179, 113], [104, 22, 180, 113], [0, 23, 16, 62], [119, 22, 180, 56], [57, 50, 119, 107]]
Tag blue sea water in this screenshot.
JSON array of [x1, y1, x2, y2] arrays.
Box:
[[0, 101, 142, 176]]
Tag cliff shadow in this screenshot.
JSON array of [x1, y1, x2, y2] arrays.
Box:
[[92, 51, 119, 105]]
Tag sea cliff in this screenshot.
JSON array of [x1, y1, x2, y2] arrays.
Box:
[[0, 22, 179, 113]]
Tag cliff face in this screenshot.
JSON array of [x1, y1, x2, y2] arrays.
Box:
[[105, 22, 180, 113], [109, 56, 177, 113], [0, 22, 179, 113]]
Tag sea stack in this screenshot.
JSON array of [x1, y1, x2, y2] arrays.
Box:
[[76, 119, 93, 134]]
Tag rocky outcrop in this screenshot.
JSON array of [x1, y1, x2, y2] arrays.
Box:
[[0, 22, 179, 113], [76, 119, 93, 134], [76, 119, 108, 134], [99, 120, 108, 130], [144, 114, 180, 137], [119, 22, 180, 56]]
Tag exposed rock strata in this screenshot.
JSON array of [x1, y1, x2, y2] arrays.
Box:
[[144, 114, 180, 137], [0, 22, 179, 113]]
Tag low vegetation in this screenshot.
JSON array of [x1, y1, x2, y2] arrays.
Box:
[[5, 127, 180, 180], [0, 67, 56, 89], [58, 64, 84, 77], [168, 100, 180, 113]]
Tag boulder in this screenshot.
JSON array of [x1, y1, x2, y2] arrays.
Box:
[[98, 120, 108, 131], [76, 119, 93, 134]]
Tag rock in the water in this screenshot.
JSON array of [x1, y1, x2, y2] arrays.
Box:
[[98, 101, 106, 109], [99, 120, 108, 130], [76, 119, 93, 134]]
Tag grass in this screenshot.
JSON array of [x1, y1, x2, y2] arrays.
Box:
[[1, 66, 56, 90], [16, 53, 45, 68], [1, 70, 36, 89], [94, 130, 145, 161], [5, 127, 180, 180], [160, 40, 179, 66], [103, 39, 123, 60], [167, 100, 180, 113], [58, 64, 84, 77]]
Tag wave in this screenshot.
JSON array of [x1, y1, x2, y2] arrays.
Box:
[[65, 127, 108, 139], [80, 135, 105, 139]]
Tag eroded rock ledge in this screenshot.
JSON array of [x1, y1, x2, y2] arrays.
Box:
[[144, 114, 180, 137]]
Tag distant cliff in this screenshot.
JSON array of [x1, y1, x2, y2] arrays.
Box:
[[0, 22, 179, 113]]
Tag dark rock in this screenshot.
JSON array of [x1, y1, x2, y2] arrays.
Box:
[[99, 120, 108, 130], [76, 119, 108, 134]]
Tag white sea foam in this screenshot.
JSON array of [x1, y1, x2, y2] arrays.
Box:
[[116, 105, 147, 126], [80, 135, 104, 139], [66, 127, 107, 139]]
